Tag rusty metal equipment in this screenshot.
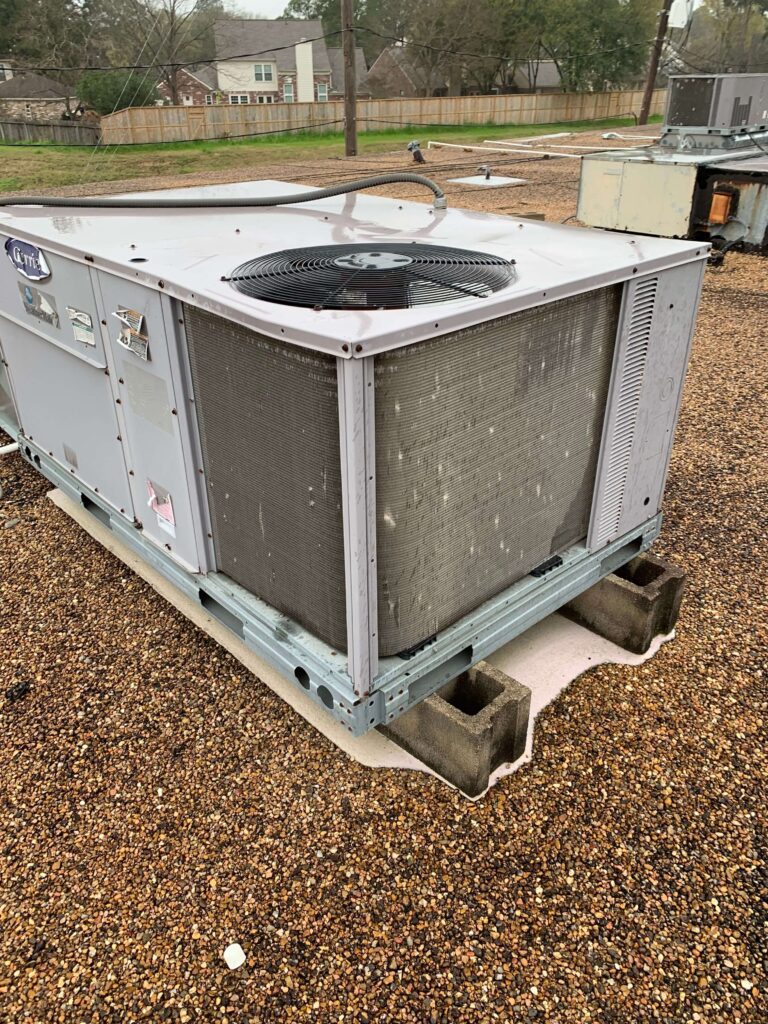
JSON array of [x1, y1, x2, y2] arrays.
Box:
[[578, 74, 768, 259]]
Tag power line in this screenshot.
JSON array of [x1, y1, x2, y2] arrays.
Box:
[[355, 25, 656, 64], [358, 113, 643, 130], [7, 32, 342, 75], [0, 111, 643, 149], [666, 36, 768, 73], [0, 119, 347, 148], [12, 26, 657, 77]]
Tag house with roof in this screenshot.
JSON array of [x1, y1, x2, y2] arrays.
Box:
[[159, 63, 218, 106], [509, 60, 563, 94], [157, 20, 369, 107], [326, 46, 370, 99], [0, 71, 74, 121], [366, 47, 565, 98], [366, 47, 448, 99]]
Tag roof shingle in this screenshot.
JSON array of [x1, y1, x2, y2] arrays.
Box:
[[213, 19, 332, 73]]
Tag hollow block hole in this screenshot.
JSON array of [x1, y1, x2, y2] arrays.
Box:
[[438, 671, 503, 717]]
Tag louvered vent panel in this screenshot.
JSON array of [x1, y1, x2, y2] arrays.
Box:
[[592, 278, 658, 547]]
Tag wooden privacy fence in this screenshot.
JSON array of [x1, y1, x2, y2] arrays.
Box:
[[0, 119, 99, 145], [100, 88, 665, 146]]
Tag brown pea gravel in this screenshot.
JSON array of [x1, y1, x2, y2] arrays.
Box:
[[0, 141, 766, 1024]]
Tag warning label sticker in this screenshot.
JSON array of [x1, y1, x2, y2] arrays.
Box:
[[113, 307, 149, 360], [147, 480, 176, 537], [66, 306, 95, 346]]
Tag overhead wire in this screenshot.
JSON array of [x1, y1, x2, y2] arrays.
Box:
[[76, 6, 166, 184], [9, 24, 658, 77], [666, 38, 768, 73], [354, 25, 656, 64], [8, 32, 343, 75], [0, 112, 645, 149], [88, 9, 211, 185]]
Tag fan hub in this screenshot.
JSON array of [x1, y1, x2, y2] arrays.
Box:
[[332, 251, 415, 271]]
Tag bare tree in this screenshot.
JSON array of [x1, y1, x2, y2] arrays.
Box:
[[125, 0, 225, 104]]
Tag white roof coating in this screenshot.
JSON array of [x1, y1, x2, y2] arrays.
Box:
[[0, 179, 708, 356]]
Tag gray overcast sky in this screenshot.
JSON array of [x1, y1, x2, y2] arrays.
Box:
[[229, 0, 291, 18]]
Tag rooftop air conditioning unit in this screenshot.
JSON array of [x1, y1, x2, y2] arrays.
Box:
[[666, 73, 768, 133], [0, 178, 707, 734]]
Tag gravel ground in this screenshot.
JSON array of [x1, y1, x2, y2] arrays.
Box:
[[0, 137, 766, 1023]]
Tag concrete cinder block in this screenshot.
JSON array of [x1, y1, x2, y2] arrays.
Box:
[[381, 661, 531, 797], [563, 551, 686, 655]]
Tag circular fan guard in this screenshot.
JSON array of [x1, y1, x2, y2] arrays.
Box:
[[228, 243, 515, 310]]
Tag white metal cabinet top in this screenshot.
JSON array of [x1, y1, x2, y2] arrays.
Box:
[[0, 179, 707, 356]]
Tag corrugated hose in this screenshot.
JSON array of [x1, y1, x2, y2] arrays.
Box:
[[0, 174, 447, 211]]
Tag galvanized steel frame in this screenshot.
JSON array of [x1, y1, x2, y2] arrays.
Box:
[[20, 436, 661, 737], [337, 356, 378, 696]]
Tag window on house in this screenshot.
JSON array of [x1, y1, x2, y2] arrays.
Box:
[[25, 103, 32, 116], [205, 94, 214, 105], [283, 81, 294, 103], [256, 95, 274, 104], [316, 82, 328, 102], [229, 94, 249, 104], [254, 63, 274, 83]]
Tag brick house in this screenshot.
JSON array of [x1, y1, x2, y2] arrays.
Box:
[[214, 19, 331, 105], [158, 64, 218, 106], [0, 71, 74, 121], [158, 20, 368, 107]]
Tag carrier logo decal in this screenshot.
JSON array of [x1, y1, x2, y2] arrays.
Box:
[[113, 307, 149, 360], [5, 238, 51, 281], [18, 282, 59, 328]]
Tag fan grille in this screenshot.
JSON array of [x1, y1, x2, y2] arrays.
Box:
[[228, 243, 515, 310]]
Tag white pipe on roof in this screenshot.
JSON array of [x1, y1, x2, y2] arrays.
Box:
[[484, 140, 642, 152], [426, 141, 540, 155]]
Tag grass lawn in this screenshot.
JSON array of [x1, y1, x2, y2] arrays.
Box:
[[0, 116, 662, 193]]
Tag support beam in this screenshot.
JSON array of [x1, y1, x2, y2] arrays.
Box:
[[337, 357, 378, 695]]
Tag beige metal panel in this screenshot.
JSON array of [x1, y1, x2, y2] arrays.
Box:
[[619, 163, 697, 236], [577, 159, 625, 228], [579, 160, 697, 237]]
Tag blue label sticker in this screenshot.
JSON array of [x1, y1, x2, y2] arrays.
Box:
[[5, 238, 51, 281], [17, 282, 59, 329]]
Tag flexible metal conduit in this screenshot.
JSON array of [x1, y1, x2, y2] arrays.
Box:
[[0, 173, 447, 210]]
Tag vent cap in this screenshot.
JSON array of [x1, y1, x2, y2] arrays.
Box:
[[228, 242, 515, 310]]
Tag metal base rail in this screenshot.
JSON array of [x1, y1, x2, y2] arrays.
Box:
[[21, 436, 662, 737]]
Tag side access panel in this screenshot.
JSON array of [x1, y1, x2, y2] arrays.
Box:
[[578, 159, 697, 238], [0, 244, 132, 512], [94, 273, 206, 572], [0, 337, 19, 436]]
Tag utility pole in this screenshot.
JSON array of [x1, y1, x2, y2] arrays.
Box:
[[341, 0, 357, 155], [639, 0, 673, 125]]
